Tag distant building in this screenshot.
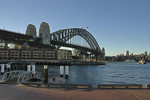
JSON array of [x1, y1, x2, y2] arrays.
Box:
[[130, 53, 133, 56], [145, 51, 147, 56], [120, 54, 124, 56], [101, 47, 105, 60], [57, 49, 72, 60], [126, 50, 129, 57]]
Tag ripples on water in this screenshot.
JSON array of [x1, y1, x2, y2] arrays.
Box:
[[36, 62, 150, 87]]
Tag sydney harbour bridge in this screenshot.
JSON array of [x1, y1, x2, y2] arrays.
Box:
[[0, 22, 105, 61]]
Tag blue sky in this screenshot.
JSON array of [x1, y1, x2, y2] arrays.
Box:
[[0, 0, 150, 56]]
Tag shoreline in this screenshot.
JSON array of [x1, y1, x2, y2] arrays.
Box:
[[72, 61, 106, 65]]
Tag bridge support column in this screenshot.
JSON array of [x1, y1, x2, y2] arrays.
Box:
[[44, 65, 48, 85], [60, 66, 64, 77], [65, 66, 69, 79], [95, 54, 98, 62], [1, 64, 5, 75]]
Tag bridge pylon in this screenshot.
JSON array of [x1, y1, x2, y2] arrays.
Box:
[[39, 22, 51, 45]]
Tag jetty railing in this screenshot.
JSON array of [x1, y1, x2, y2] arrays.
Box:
[[2, 70, 25, 81], [17, 71, 43, 83], [0, 70, 43, 84]]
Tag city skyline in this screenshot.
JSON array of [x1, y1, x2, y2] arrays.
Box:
[[114, 50, 150, 56], [0, 0, 150, 56]]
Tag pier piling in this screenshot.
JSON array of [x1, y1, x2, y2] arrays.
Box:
[[60, 66, 64, 77], [65, 66, 69, 79], [44, 65, 48, 85]]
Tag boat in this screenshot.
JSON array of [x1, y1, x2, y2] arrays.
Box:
[[138, 59, 146, 64], [124, 59, 136, 64]]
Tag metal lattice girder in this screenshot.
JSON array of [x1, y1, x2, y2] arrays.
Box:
[[0, 28, 102, 54], [50, 28, 101, 52]]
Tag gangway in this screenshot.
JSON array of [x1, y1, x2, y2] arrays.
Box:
[[0, 70, 43, 84], [17, 71, 43, 83]]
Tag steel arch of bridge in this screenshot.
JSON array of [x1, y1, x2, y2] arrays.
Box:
[[50, 28, 101, 52]]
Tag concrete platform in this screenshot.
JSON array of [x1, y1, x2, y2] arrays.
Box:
[[0, 84, 150, 100]]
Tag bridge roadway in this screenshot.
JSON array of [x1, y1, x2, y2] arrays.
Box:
[[0, 29, 101, 54], [0, 29, 55, 49]]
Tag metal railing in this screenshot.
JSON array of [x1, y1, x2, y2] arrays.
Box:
[[1, 70, 43, 84]]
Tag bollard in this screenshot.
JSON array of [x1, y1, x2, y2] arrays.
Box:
[[60, 66, 64, 77], [1, 64, 5, 75], [65, 66, 69, 79], [27, 65, 31, 72], [44, 65, 48, 85]]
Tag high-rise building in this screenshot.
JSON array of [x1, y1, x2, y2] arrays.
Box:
[[102, 47, 105, 54], [145, 51, 147, 56], [101, 47, 105, 60], [126, 50, 129, 56]]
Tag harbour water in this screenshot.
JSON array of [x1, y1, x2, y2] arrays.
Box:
[[36, 62, 150, 87]]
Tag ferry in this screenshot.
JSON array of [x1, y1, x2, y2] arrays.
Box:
[[124, 59, 136, 64]]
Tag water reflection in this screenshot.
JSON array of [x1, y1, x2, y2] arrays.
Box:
[[36, 62, 150, 87]]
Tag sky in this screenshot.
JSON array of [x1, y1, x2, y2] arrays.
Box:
[[0, 0, 150, 56]]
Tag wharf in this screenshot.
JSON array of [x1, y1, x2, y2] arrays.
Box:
[[72, 61, 105, 65], [0, 84, 150, 100]]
